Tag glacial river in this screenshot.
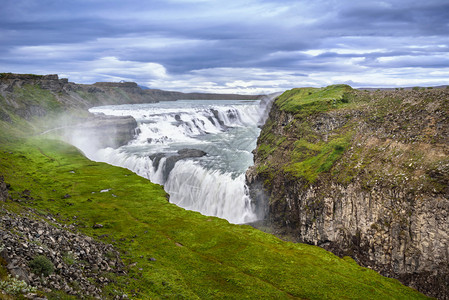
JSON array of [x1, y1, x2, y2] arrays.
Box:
[[81, 99, 266, 224]]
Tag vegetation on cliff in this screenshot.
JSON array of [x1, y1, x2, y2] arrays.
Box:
[[275, 84, 353, 114], [248, 85, 449, 299], [0, 73, 261, 113], [255, 85, 356, 184], [254, 85, 449, 188], [0, 78, 429, 298]]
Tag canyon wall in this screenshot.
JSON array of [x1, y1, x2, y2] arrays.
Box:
[[0, 73, 260, 114], [247, 86, 449, 299], [0, 73, 259, 148]]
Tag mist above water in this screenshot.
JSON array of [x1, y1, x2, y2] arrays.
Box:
[[69, 97, 276, 224]]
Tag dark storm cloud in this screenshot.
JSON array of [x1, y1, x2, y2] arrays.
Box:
[[1, 0, 448, 93], [336, 1, 449, 35]]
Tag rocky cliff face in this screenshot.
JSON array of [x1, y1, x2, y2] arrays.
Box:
[[247, 86, 449, 299], [0, 73, 260, 114], [0, 73, 259, 149]]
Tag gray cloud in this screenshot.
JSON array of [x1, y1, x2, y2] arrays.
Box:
[[1, 0, 448, 93]]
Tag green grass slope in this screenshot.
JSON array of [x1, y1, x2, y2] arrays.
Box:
[[0, 89, 429, 299], [0, 137, 429, 299], [275, 84, 353, 115]]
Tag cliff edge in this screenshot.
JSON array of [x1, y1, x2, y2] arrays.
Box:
[[247, 85, 449, 299], [0, 73, 259, 149], [0, 73, 260, 114]]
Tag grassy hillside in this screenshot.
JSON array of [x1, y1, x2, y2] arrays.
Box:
[[0, 84, 429, 299], [255, 85, 449, 190]]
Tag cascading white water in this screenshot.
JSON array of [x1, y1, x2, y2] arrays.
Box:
[[83, 99, 263, 224]]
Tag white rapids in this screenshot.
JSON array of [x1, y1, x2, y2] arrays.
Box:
[[72, 99, 271, 224]]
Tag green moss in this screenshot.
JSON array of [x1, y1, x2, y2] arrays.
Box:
[[275, 84, 353, 114], [257, 136, 286, 160], [12, 84, 63, 112], [285, 130, 354, 183], [257, 143, 275, 159], [74, 89, 99, 105], [255, 118, 289, 161], [0, 83, 431, 298], [0, 135, 428, 299]]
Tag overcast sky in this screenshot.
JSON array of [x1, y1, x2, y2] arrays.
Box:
[[1, 0, 448, 94]]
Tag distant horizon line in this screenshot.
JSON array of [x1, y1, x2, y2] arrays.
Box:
[[1, 72, 447, 95]]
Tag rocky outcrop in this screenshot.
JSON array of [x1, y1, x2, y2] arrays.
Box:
[[0, 73, 261, 147], [0, 207, 126, 298], [150, 149, 207, 182], [247, 87, 449, 299], [0, 176, 10, 202], [0, 74, 68, 93], [0, 73, 261, 115], [0, 73, 259, 150]]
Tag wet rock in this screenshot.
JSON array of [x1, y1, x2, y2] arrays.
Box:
[[211, 109, 227, 129], [149, 148, 207, 183], [149, 153, 166, 169], [176, 149, 207, 158]]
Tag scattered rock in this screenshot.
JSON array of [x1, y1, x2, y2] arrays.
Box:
[[0, 208, 125, 296], [7, 263, 30, 284]]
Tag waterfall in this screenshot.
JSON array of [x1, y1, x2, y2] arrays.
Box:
[[164, 160, 255, 224], [79, 99, 269, 224]]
